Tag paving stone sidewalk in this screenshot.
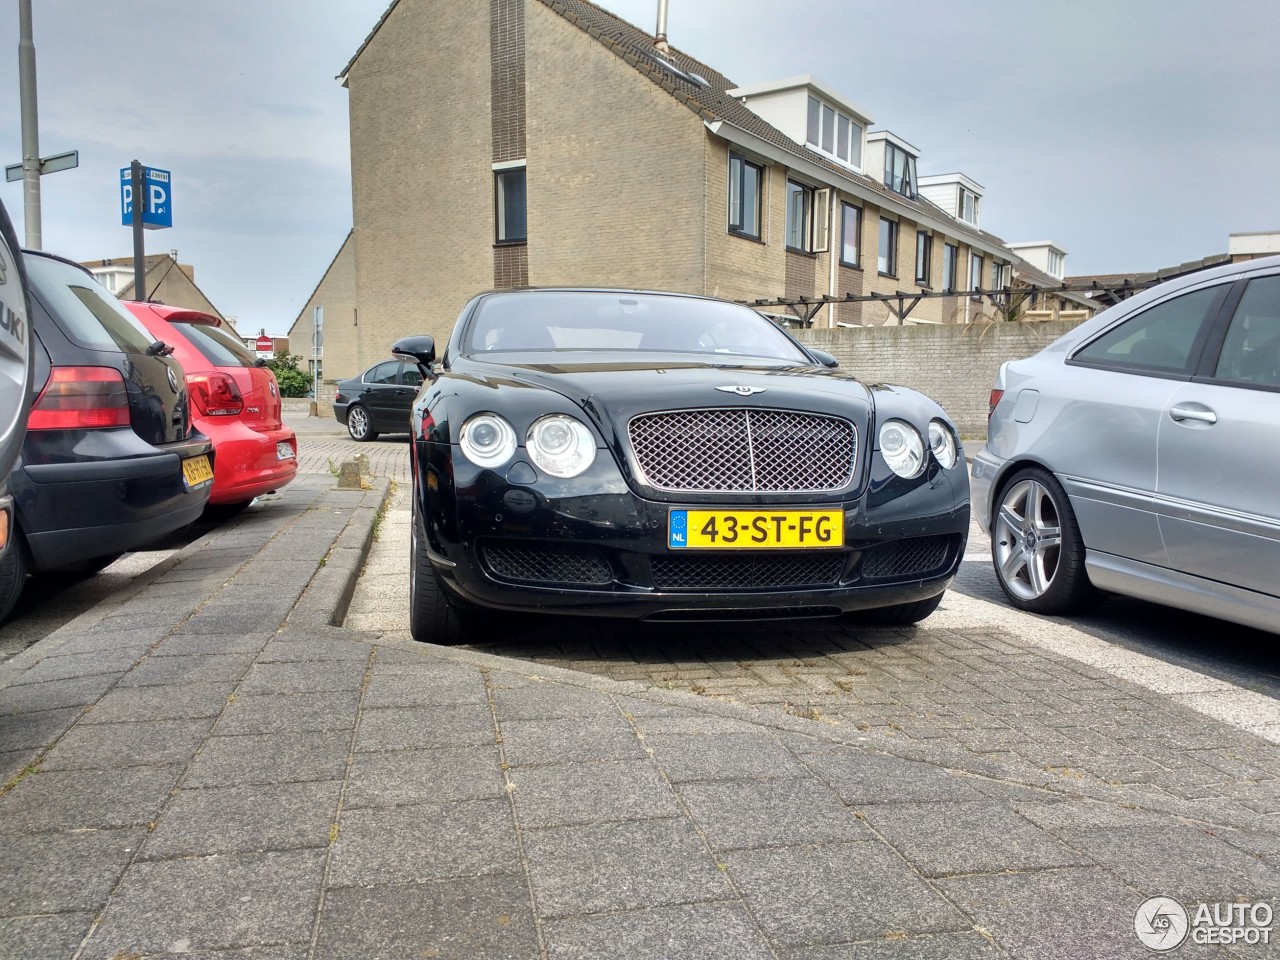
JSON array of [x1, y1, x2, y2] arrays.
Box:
[[0, 468, 1276, 959]]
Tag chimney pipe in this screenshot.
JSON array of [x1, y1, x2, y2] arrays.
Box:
[[655, 0, 670, 51]]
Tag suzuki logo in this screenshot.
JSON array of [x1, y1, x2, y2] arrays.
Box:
[[716, 385, 766, 397]]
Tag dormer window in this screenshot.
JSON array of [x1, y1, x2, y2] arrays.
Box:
[[1048, 249, 1065, 276], [884, 142, 917, 198], [960, 188, 980, 226], [806, 95, 863, 169]]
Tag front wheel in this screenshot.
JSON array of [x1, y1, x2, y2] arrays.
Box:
[[409, 507, 483, 645], [991, 466, 1099, 614], [346, 404, 378, 442]]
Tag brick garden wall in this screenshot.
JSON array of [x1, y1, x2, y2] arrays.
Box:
[[796, 319, 1082, 437]]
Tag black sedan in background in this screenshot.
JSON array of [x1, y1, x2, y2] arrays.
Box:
[[0, 251, 214, 622], [394, 288, 971, 644], [332, 359, 424, 441]]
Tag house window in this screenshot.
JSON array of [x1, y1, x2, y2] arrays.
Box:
[[943, 243, 958, 292], [969, 252, 984, 294], [806, 95, 863, 169], [1048, 249, 1065, 276], [884, 143, 917, 198], [878, 218, 898, 276], [991, 262, 1007, 289], [915, 231, 932, 286], [959, 188, 980, 226], [840, 203, 861, 267], [728, 153, 763, 240], [786, 180, 814, 252], [495, 166, 527, 243]]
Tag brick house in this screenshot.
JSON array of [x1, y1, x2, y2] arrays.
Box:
[[300, 0, 1040, 383], [85, 253, 232, 332]]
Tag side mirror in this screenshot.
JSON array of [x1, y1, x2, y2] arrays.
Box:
[[392, 335, 437, 380], [810, 348, 839, 369]]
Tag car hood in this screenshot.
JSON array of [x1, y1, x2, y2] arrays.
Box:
[[456, 352, 875, 438]]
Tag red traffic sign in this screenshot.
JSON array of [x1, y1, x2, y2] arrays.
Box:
[[255, 336, 273, 353]]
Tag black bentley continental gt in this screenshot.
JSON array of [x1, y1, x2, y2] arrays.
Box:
[[393, 289, 970, 644]]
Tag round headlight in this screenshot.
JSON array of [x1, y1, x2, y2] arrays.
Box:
[[879, 419, 925, 479], [459, 413, 516, 468], [928, 419, 958, 470], [527, 415, 596, 478]]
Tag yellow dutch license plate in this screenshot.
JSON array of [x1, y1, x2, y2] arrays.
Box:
[[182, 454, 214, 490], [669, 509, 844, 550]]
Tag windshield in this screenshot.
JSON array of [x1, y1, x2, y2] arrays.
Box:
[[462, 291, 811, 363]]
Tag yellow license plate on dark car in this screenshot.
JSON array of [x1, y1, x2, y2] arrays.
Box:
[[182, 455, 214, 490], [669, 509, 844, 549]]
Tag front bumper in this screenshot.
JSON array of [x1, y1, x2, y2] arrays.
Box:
[[417, 442, 970, 621]]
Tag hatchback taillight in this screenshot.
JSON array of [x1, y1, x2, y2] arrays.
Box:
[[189, 372, 244, 417], [27, 367, 131, 430]]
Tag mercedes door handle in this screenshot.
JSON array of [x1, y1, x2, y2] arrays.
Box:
[[1169, 405, 1217, 424]]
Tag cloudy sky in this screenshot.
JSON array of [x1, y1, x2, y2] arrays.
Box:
[[1, 0, 1276, 334]]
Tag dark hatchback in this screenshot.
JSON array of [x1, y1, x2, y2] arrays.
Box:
[[332, 359, 424, 441], [0, 251, 214, 621]]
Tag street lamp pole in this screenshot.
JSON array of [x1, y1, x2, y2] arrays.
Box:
[[17, 0, 42, 249]]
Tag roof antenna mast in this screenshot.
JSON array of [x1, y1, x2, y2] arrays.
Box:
[[654, 0, 670, 52]]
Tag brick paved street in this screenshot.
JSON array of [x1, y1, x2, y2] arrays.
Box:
[[321, 411, 1280, 844]]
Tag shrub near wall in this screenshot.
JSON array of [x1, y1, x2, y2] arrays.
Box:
[[795, 319, 1083, 438]]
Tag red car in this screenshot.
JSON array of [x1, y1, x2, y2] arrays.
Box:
[[125, 302, 297, 507]]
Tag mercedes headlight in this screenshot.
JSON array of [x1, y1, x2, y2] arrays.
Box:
[[459, 413, 517, 468], [879, 419, 925, 479], [526, 415, 596, 478], [928, 419, 958, 470]]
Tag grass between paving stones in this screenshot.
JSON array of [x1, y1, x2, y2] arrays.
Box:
[[371, 480, 396, 541]]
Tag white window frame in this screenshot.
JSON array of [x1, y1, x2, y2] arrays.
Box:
[[969, 251, 984, 297], [805, 95, 864, 171]]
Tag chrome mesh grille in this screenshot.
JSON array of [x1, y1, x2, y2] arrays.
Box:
[[628, 408, 856, 493], [481, 542, 613, 586], [651, 554, 845, 591], [860, 536, 952, 580]]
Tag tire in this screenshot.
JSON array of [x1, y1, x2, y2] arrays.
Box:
[[852, 592, 944, 626], [346, 404, 378, 442], [0, 530, 29, 624], [991, 466, 1100, 614], [409, 503, 482, 645]]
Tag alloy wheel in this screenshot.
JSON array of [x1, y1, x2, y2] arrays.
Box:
[[347, 406, 370, 441], [993, 477, 1064, 601]]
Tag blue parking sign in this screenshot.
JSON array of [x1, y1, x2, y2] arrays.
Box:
[[120, 166, 173, 230]]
